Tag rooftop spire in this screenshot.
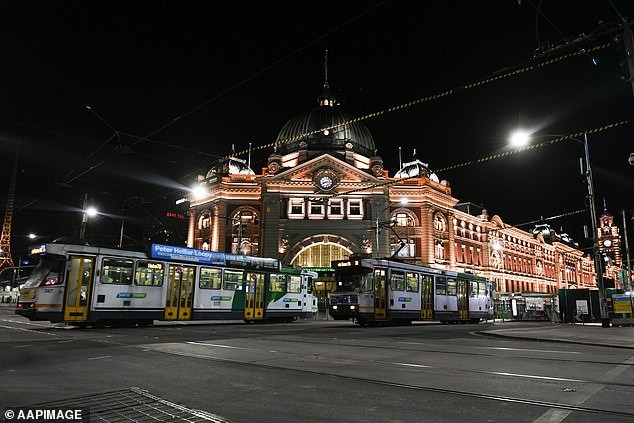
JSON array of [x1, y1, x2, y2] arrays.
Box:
[[324, 49, 329, 88], [318, 49, 334, 107]]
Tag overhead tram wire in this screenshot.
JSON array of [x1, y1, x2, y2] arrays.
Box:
[[512, 209, 588, 228], [224, 40, 615, 162], [315, 116, 634, 201]]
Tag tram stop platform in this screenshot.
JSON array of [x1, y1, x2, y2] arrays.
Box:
[[479, 321, 634, 350]]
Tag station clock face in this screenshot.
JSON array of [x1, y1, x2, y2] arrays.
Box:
[[603, 239, 612, 247], [319, 175, 334, 190], [313, 168, 338, 191]]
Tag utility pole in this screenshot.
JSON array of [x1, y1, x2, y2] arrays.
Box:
[[623, 210, 632, 292], [583, 135, 609, 327], [623, 17, 634, 97]]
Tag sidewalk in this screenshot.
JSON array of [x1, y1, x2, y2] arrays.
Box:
[[479, 321, 634, 349]]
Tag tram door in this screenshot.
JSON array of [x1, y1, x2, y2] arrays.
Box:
[[164, 265, 195, 320], [420, 274, 433, 319], [63, 256, 94, 322], [374, 268, 387, 320], [244, 272, 265, 320], [458, 278, 469, 320]]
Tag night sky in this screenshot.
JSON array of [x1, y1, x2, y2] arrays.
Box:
[[1, 1, 633, 258]]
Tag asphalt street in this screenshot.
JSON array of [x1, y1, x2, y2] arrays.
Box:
[[1, 304, 633, 423]]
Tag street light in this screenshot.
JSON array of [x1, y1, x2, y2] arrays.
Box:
[[509, 131, 609, 327]]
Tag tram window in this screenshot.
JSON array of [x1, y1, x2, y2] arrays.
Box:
[[200, 267, 222, 289], [102, 258, 133, 284], [270, 274, 287, 292], [406, 272, 419, 292], [479, 282, 487, 297], [390, 271, 405, 291], [135, 261, 164, 286], [436, 276, 446, 295], [223, 270, 243, 291], [447, 279, 457, 296], [288, 276, 302, 293], [470, 281, 478, 297], [306, 276, 314, 293]]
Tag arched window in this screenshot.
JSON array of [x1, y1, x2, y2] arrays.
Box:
[[393, 211, 415, 227], [291, 243, 351, 268], [230, 208, 260, 256], [434, 213, 447, 231], [198, 211, 212, 229]]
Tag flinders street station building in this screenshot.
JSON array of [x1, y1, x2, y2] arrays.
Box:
[[185, 80, 624, 313]]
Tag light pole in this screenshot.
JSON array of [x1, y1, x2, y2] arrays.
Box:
[[79, 194, 98, 242], [509, 131, 609, 326], [375, 198, 408, 257], [580, 134, 609, 327]]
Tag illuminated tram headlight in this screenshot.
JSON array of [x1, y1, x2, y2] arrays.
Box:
[[332, 305, 338, 310], [350, 305, 356, 310]]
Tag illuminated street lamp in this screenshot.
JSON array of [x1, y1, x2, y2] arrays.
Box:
[[509, 130, 609, 327], [79, 194, 97, 242]]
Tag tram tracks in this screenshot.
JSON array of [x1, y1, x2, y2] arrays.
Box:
[[141, 343, 634, 419]]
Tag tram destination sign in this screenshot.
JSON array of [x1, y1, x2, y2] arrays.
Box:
[[150, 244, 280, 270]]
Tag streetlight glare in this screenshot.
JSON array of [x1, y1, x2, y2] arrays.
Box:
[[86, 207, 98, 217], [509, 130, 530, 147], [191, 185, 206, 199]]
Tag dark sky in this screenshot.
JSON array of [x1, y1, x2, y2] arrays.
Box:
[[1, 1, 633, 256]]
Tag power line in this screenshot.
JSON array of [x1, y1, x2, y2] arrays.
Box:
[[226, 40, 614, 162]]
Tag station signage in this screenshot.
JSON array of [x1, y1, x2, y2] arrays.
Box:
[[150, 244, 279, 270]]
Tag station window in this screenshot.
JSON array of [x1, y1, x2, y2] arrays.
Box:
[[394, 212, 414, 227], [348, 200, 362, 218], [406, 272, 419, 292], [101, 258, 133, 284], [329, 199, 343, 217], [289, 199, 304, 217], [270, 274, 287, 292], [200, 267, 222, 289], [435, 276, 447, 295], [135, 261, 164, 286], [223, 270, 243, 291], [288, 275, 302, 293], [309, 201, 324, 217], [390, 271, 405, 291]]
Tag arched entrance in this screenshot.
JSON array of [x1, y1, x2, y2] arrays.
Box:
[[289, 235, 354, 314]]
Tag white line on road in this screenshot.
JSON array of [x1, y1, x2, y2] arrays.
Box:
[[88, 355, 112, 360], [186, 341, 247, 350], [479, 346, 580, 354], [489, 371, 584, 382], [391, 362, 432, 368], [0, 324, 61, 337]]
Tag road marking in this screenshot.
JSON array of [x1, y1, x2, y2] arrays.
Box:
[[0, 324, 61, 337], [490, 371, 583, 382], [532, 353, 634, 423], [391, 362, 432, 368], [13, 344, 33, 348], [186, 341, 246, 350], [391, 362, 585, 383], [88, 355, 112, 360], [479, 346, 580, 354]]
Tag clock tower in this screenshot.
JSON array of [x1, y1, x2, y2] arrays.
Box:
[[598, 206, 622, 267]]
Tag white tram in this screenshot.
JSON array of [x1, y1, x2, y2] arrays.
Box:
[[329, 257, 494, 325], [16, 242, 317, 327]]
